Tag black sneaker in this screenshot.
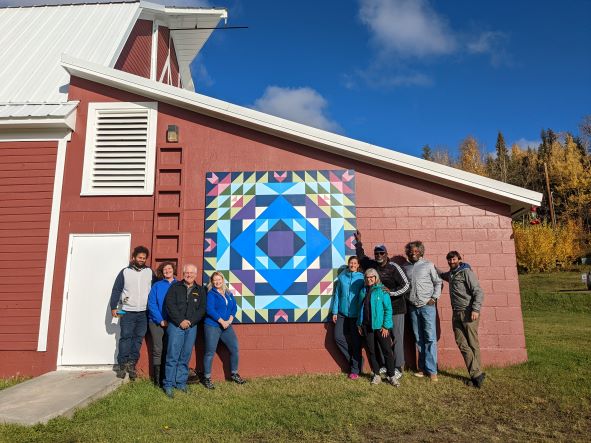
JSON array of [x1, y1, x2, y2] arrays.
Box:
[[472, 372, 486, 388], [203, 377, 215, 390], [116, 363, 127, 379], [128, 362, 137, 381], [231, 373, 246, 385]]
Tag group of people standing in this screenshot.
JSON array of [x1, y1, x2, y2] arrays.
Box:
[[331, 230, 486, 388], [109, 246, 245, 399], [110, 231, 486, 396]]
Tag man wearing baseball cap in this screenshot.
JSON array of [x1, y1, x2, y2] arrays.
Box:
[[354, 231, 410, 380]]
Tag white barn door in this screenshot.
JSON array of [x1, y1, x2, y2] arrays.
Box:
[[59, 234, 131, 366]]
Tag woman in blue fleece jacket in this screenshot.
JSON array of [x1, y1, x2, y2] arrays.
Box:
[[202, 271, 246, 389], [147, 262, 177, 386], [331, 256, 365, 379]]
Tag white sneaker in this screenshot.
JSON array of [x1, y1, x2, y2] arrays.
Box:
[[371, 374, 382, 385], [378, 367, 387, 375], [394, 368, 403, 380], [387, 375, 400, 387]]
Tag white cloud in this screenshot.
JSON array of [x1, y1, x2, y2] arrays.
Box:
[[359, 0, 457, 58], [253, 86, 341, 133], [345, 68, 432, 90], [514, 138, 541, 150], [351, 0, 512, 89], [191, 55, 214, 89], [467, 30, 511, 67]]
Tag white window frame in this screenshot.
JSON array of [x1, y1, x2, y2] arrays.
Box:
[[81, 101, 158, 196]]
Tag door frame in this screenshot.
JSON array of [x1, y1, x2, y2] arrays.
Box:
[[56, 233, 131, 367]]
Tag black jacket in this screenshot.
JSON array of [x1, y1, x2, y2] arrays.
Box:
[[165, 281, 207, 327], [355, 242, 410, 315]]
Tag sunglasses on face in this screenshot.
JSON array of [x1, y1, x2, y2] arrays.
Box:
[[374, 251, 387, 256]]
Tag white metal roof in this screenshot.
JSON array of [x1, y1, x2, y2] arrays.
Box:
[[0, 1, 227, 104], [0, 2, 140, 103], [62, 55, 544, 214]]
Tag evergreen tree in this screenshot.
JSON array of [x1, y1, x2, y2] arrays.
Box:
[[495, 131, 510, 182], [421, 144, 434, 161]]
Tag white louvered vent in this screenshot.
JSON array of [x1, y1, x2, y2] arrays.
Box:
[[82, 102, 157, 196]]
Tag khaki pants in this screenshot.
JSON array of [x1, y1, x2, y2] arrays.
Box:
[[452, 310, 482, 378]]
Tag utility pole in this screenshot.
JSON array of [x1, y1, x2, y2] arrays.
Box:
[[543, 162, 556, 228]]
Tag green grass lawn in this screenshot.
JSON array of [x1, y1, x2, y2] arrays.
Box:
[[1, 273, 590, 442], [0, 377, 28, 392]]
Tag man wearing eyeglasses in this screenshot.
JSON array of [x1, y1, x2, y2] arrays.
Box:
[[354, 230, 410, 380], [162, 263, 207, 398]]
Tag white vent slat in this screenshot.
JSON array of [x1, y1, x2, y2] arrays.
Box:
[[95, 148, 149, 152], [95, 140, 148, 145], [94, 160, 147, 165], [95, 130, 148, 135]]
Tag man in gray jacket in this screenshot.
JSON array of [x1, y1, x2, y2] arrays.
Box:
[[403, 241, 442, 382], [440, 251, 486, 388]]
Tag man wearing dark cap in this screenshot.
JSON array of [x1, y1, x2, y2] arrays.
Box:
[[354, 230, 410, 380]]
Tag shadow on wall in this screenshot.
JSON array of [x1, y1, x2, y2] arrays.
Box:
[[104, 301, 120, 365]]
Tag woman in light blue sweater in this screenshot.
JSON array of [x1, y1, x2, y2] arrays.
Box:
[[331, 256, 365, 379]]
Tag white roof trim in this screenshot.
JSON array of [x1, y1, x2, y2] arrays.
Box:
[[61, 55, 543, 212], [0, 102, 78, 130]]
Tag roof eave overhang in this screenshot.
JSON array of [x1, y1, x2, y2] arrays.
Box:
[[0, 112, 77, 131], [137, 2, 227, 91], [61, 55, 543, 214]]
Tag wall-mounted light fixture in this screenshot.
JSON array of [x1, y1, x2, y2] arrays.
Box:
[[166, 125, 179, 143]]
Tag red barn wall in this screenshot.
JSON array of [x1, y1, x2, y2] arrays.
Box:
[[1, 76, 526, 377], [0, 141, 57, 375], [115, 19, 153, 79]]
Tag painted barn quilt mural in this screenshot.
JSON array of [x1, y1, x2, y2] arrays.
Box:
[[203, 170, 357, 323]]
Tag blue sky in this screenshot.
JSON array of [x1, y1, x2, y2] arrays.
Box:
[[5, 0, 589, 158], [190, 0, 591, 158]]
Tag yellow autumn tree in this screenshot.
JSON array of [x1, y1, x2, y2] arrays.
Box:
[[513, 220, 583, 272], [458, 136, 487, 176], [547, 134, 591, 224]]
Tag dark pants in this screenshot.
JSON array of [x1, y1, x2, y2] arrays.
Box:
[[452, 310, 482, 378], [148, 321, 167, 365], [203, 324, 240, 378], [362, 325, 396, 377], [118, 311, 147, 365], [334, 314, 363, 374]]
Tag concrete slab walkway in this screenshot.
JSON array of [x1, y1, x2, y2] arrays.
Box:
[[0, 370, 125, 425]]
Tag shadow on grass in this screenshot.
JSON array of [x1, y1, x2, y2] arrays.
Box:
[[438, 369, 471, 384]]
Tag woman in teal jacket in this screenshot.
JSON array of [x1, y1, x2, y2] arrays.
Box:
[[331, 256, 365, 379], [357, 268, 399, 386]]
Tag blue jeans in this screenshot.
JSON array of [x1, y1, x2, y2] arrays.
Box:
[[203, 324, 239, 378], [163, 324, 197, 389], [409, 304, 438, 375], [118, 311, 147, 365]]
